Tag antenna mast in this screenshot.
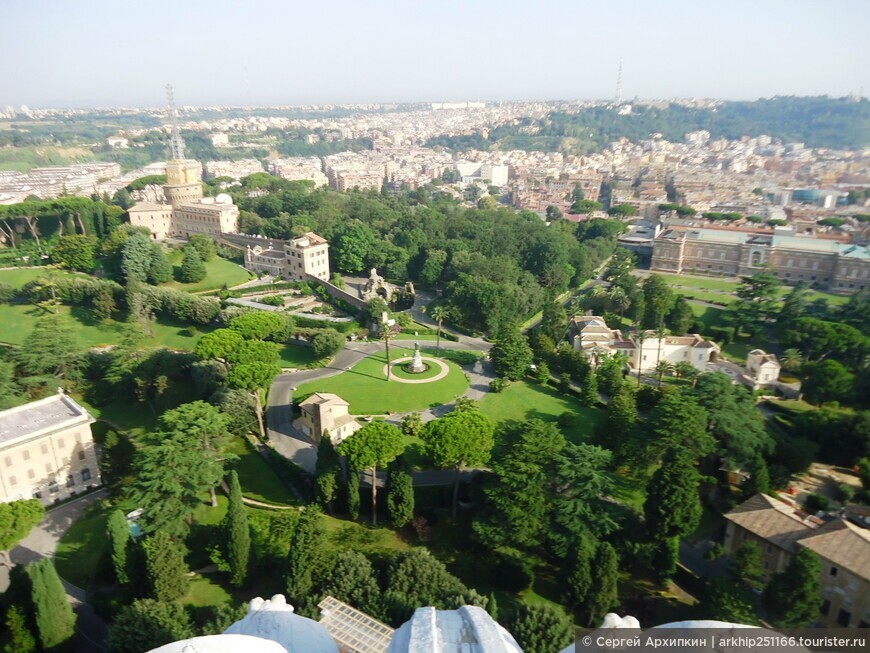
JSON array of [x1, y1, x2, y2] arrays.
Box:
[[166, 83, 185, 160], [615, 60, 623, 106]]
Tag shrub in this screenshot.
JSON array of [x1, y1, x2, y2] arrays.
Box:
[[709, 326, 735, 344], [804, 493, 830, 513], [557, 411, 577, 428], [489, 377, 510, 393], [835, 483, 856, 503], [493, 549, 535, 592]]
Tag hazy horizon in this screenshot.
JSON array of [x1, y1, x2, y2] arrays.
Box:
[[2, 0, 868, 109]]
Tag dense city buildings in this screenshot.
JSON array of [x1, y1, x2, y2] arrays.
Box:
[[0, 391, 100, 505]]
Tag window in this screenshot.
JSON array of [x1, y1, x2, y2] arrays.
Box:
[[57, 438, 64, 449], [67, 475, 75, 488], [23, 450, 30, 461], [78, 450, 86, 461], [41, 443, 48, 455], [4, 456, 10, 467], [837, 609, 851, 627], [45, 463, 52, 473], [27, 469, 35, 479], [829, 566, 838, 577], [821, 600, 830, 616], [8, 476, 16, 486], [82, 468, 92, 482], [49, 481, 58, 494]]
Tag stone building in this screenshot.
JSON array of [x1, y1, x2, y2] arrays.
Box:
[[651, 227, 869, 293], [294, 393, 360, 445], [127, 158, 240, 240], [244, 232, 330, 282], [0, 390, 100, 505], [724, 493, 870, 628]]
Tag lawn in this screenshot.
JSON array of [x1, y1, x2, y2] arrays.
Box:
[[0, 302, 214, 349], [227, 436, 299, 505], [165, 250, 253, 292], [183, 575, 234, 608], [0, 267, 90, 288], [321, 514, 410, 554], [54, 502, 112, 590], [293, 350, 469, 414], [278, 343, 323, 369], [478, 380, 602, 443]]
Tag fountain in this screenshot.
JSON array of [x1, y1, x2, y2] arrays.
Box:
[[404, 341, 428, 374]]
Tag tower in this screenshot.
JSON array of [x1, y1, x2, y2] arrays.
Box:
[[163, 84, 203, 207], [615, 59, 623, 106]]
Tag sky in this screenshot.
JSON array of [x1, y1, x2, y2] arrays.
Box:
[[2, 0, 868, 108]]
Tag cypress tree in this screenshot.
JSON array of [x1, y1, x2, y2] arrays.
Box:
[[345, 466, 360, 521], [588, 541, 620, 625], [581, 371, 599, 406], [564, 534, 595, 611], [387, 460, 415, 528], [286, 507, 326, 614], [3, 605, 37, 653], [147, 244, 173, 284], [225, 471, 250, 588], [143, 531, 189, 601], [27, 559, 76, 651], [179, 246, 206, 283], [315, 435, 340, 513], [107, 509, 131, 584], [644, 446, 703, 540]]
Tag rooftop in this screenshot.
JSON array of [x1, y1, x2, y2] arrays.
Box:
[[0, 392, 93, 448], [798, 519, 870, 581], [725, 494, 819, 553], [319, 596, 394, 653]]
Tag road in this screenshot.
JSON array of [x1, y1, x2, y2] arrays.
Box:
[[0, 490, 109, 653]]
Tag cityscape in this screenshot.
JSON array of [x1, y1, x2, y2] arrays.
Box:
[[0, 2, 869, 653]]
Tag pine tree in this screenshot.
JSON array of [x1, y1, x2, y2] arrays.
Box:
[[225, 471, 250, 588], [510, 604, 575, 653], [644, 446, 703, 540], [147, 244, 173, 284], [487, 592, 499, 623], [3, 605, 37, 653], [286, 507, 327, 612], [143, 531, 189, 601], [179, 246, 206, 283], [27, 559, 76, 650], [107, 509, 130, 584], [319, 550, 383, 619], [581, 370, 599, 406], [387, 460, 415, 528], [345, 466, 360, 521]]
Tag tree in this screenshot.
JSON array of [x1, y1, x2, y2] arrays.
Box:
[[312, 329, 345, 359], [430, 305, 449, 352], [143, 531, 189, 601], [588, 542, 620, 625], [564, 534, 595, 610], [107, 599, 195, 653], [667, 297, 694, 335], [107, 509, 131, 584], [3, 605, 37, 653], [51, 234, 97, 272], [146, 244, 173, 284], [647, 392, 712, 458], [315, 436, 341, 513], [27, 559, 76, 651], [387, 461, 415, 528], [400, 412, 423, 437], [729, 271, 780, 336], [332, 221, 375, 273], [228, 312, 290, 342], [16, 313, 79, 379], [286, 507, 327, 610], [0, 499, 44, 567], [339, 422, 405, 526], [476, 419, 566, 550], [732, 541, 765, 587], [545, 205, 563, 221], [195, 328, 244, 369], [121, 232, 153, 284], [641, 275, 675, 329], [763, 548, 822, 627], [570, 199, 602, 214], [423, 411, 495, 518], [491, 328, 533, 381], [223, 471, 251, 587], [600, 386, 638, 462], [188, 233, 216, 261], [345, 465, 361, 521], [644, 447, 702, 540], [227, 361, 280, 440], [607, 203, 638, 218], [708, 578, 759, 625], [581, 371, 599, 406], [319, 551, 383, 619], [802, 360, 855, 405], [92, 285, 116, 321], [179, 245, 206, 283], [597, 354, 625, 396], [780, 348, 803, 373], [654, 359, 673, 386], [509, 604, 575, 653]]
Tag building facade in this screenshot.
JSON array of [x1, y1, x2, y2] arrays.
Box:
[[295, 393, 360, 445], [724, 494, 870, 628], [0, 391, 100, 505], [243, 232, 331, 281], [651, 227, 869, 293]]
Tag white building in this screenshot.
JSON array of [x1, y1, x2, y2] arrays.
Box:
[[244, 232, 331, 282]]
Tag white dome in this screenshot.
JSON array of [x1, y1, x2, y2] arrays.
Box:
[[224, 595, 339, 653], [215, 193, 232, 204], [388, 606, 521, 653], [148, 634, 287, 653]]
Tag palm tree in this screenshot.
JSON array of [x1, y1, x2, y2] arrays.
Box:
[[635, 329, 646, 387], [654, 326, 668, 378], [654, 360, 674, 386], [781, 348, 803, 374], [608, 287, 630, 321], [430, 305, 448, 353]]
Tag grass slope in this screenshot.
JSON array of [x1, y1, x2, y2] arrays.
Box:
[[165, 251, 253, 292]]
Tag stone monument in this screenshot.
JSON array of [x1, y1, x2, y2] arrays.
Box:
[[406, 341, 427, 374]]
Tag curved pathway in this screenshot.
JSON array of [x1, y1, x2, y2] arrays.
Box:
[[383, 357, 450, 383]]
